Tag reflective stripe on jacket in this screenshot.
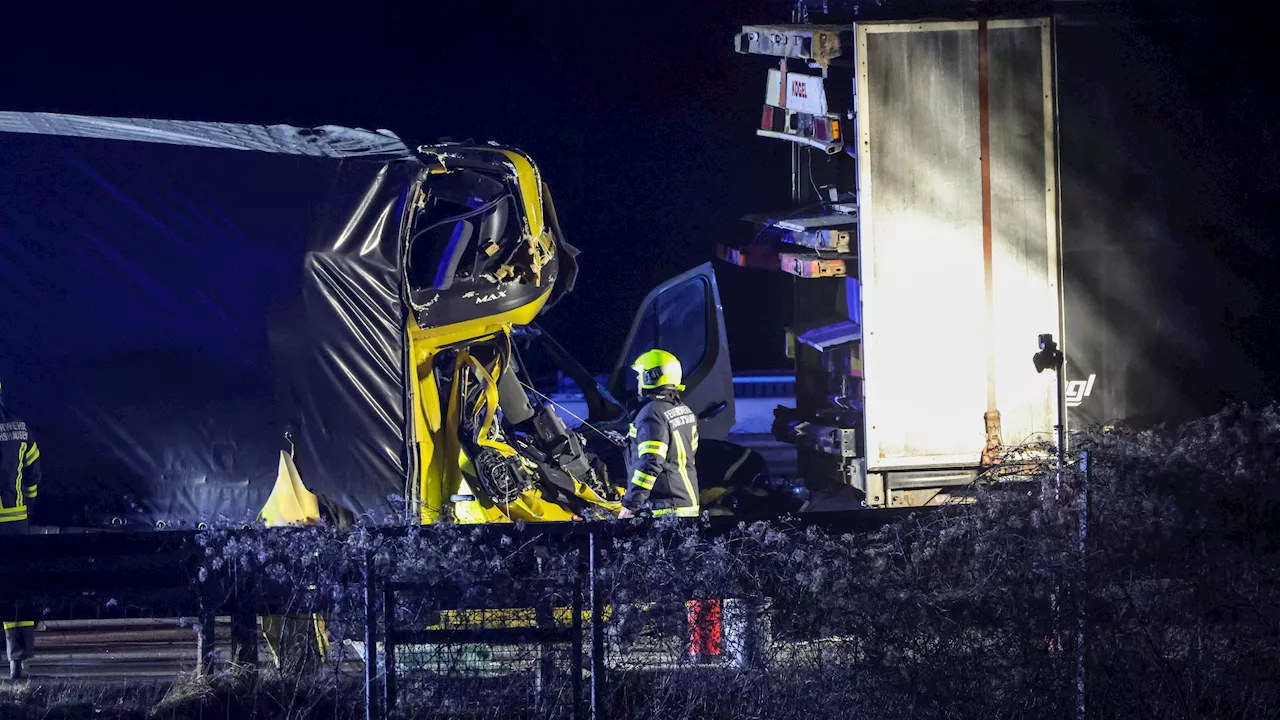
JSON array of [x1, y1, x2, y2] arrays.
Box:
[[0, 415, 40, 524]]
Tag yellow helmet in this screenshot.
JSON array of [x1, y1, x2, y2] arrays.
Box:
[[632, 349, 684, 392]]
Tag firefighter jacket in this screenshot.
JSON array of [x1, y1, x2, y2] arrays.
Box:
[[622, 389, 700, 516], [0, 409, 40, 525]]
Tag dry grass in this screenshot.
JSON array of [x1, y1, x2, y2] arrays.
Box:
[[0, 667, 365, 720], [0, 678, 164, 719]]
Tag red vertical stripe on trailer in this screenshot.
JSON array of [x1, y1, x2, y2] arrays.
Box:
[[978, 19, 997, 417]]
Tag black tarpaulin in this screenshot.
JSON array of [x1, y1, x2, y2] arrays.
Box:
[[0, 112, 419, 528]]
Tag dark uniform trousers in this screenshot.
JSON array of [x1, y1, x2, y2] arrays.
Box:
[[1, 520, 36, 666]]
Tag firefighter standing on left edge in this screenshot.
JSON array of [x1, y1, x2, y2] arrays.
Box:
[[618, 350, 700, 519], [0, 379, 41, 680]]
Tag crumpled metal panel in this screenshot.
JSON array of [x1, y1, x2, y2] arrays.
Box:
[[0, 111, 412, 159]]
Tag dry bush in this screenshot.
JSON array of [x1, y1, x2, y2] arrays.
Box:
[[191, 403, 1280, 719], [8, 404, 1277, 719]]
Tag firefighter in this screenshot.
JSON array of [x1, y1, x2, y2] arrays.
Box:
[[0, 380, 41, 680], [617, 350, 700, 519], [616, 353, 720, 659]]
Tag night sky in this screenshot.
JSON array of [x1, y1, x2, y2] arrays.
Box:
[[4, 0, 1279, 397], [2, 1, 794, 375]]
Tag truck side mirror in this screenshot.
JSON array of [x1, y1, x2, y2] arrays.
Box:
[[698, 401, 728, 421]]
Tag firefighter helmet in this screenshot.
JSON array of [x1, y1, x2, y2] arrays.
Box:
[[632, 349, 684, 392]]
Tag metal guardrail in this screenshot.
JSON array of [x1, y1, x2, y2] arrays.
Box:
[[0, 510, 920, 719], [731, 374, 797, 398]]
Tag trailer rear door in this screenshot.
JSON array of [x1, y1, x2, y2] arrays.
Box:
[[855, 18, 1062, 471]]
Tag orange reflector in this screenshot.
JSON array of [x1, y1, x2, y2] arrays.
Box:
[[831, 119, 841, 140]]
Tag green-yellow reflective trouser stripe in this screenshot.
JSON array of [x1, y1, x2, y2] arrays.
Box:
[[637, 440, 668, 457], [630, 470, 656, 490], [3, 621, 35, 630]]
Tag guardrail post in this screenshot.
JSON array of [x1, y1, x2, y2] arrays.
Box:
[[589, 526, 606, 720], [1076, 450, 1090, 720], [364, 549, 379, 720], [384, 581, 397, 712], [533, 571, 556, 715]]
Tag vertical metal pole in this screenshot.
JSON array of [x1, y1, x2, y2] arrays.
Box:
[[1049, 16, 1069, 434], [572, 547, 585, 720], [1076, 450, 1089, 720], [383, 584, 397, 713], [786, 4, 801, 207], [1058, 365, 1068, 469], [195, 555, 217, 676], [364, 549, 379, 720], [589, 528, 606, 720], [790, 142, 801, 205], [1054, 361, 1067, 500]]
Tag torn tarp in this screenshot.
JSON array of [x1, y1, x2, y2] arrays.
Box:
[[0, 112, 420, 529], [0, 111, 409, 158]]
